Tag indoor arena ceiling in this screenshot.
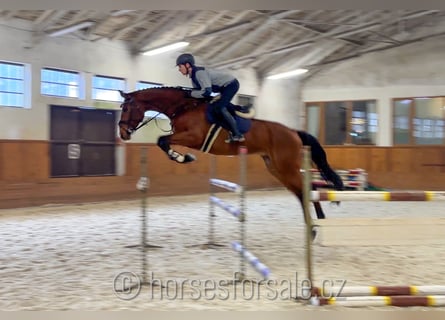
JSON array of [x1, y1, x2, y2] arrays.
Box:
[[2, 10, 445, 78]]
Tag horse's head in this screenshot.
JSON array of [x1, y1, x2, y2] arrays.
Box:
[[118, 90, 146, 140], [118, 87, 198, 140]]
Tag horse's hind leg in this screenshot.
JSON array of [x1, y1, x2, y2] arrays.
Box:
[[311, 189, 325, 219]]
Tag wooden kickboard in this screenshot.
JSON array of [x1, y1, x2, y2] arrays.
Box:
[[314, 217, 445, 246]]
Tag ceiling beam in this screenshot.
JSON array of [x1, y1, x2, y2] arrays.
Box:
[[221, 10, 437, 72], [184, 11, 234, 52], [255, 11, 388, 74], [36, 10, 69, 32], [27, 10, 69, 47], [209, 11, 373, 69], [138, 11, 281, 59], [139, 11, 263, 55], [2, 10, 16, 20], [209, 10, 301, 62], [33, 10, 55, 25], [262, 40, 344, 76], [291, 10, 443, 74], [192, 11, 229, 35], [304, 30, 445, 69], [209, 18, 387, 69], [84, 12, 115, 38], [245, 31, 306, 69], [287, 20, 365, 46], [110, 12, 151, 40], [131, 11, 179, 50], [242, 10, 356, 69], [111, 10, 137, 17], [69, 10, 92, 23], [137, 11, 193, 49], [174, 10, 209, 39]]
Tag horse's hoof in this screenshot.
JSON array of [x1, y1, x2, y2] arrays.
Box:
[[183, 153, 196, 163]]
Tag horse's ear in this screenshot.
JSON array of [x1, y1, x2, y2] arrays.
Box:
[[118, 90, 128, 99]]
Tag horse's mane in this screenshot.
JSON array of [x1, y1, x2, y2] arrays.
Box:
[[131, 86, 190, 95], [126, 86, 203, 117]]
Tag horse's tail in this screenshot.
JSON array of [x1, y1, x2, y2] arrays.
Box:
[[295, 130, 344, 191]]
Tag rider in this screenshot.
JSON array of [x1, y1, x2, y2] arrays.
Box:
[[175, 53, 245, 143]]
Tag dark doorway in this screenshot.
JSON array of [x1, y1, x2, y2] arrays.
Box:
[[50, 105, 117, 177]]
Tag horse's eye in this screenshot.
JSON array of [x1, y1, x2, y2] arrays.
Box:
[[122, 105, 128, 112]]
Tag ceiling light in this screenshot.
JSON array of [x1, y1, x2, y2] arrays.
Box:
[[267, 68, 308, 80], [48, 21, 95, 37], [142, 42, 190, 56]]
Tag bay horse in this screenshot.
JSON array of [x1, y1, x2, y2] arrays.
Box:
[[117, 87, 343, 226]]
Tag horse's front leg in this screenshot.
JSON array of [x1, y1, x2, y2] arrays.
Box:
[[157, 135, 196, 164]]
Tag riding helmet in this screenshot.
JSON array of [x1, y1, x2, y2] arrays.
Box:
[[176, 53, 195, 66]]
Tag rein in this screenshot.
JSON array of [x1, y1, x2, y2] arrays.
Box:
[[133, 101, 198, 132], [133, 111, 163, 132]]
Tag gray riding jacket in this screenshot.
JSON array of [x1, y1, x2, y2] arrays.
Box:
[[190, 66, 236, 98]]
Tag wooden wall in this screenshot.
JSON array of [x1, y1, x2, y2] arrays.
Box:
[[324, 146, 445, 190], [1, 140, 445, 209], [0, 141, 281, 209], [124, 143, 282, 196]]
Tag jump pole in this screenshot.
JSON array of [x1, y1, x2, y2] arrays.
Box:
[[303, 151, 445, 307], [194, 146, 270, 281], [186, 153, 227, 249], [312, 285, 445, 297], [312, 295, 445, 307], [311, 190, 445, 202]]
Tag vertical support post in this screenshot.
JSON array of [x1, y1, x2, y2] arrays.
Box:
[[140, 147, 148, 284], [118, 146, 163, 292], [208, 155, 216, 245], [238, 146, 248, 280], [302, 146, 313, 285]]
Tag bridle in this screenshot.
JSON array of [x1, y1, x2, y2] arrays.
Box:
[[118, 98, 165, 136], [118, 90, 199, 136]]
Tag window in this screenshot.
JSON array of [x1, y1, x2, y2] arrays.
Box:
[[136, 81, 162, 90], [0, 61, 27, 108], [393, 99, 412, 144], [393, 97, 445, 145], [41, 68, 81, 98], [92, 75, 126, 102], [351, 100, 377, 145], [325, 102, 347, 145], [305, 100, 378, 145], [306, 104, 321, 139]]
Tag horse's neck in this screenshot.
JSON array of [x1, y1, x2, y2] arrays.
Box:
[[141, 94, 194, 117]]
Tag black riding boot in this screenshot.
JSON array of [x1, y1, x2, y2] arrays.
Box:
[[220, 107, 245, 143]]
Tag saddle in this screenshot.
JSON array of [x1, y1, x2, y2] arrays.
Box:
[[205, 102, 255, 134]]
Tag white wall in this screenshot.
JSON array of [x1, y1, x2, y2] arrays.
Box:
[[0, 19, 302, 142], [2, 19, 444, 147], [255, 78, 302, 129], [302, 35, 445, 146]]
